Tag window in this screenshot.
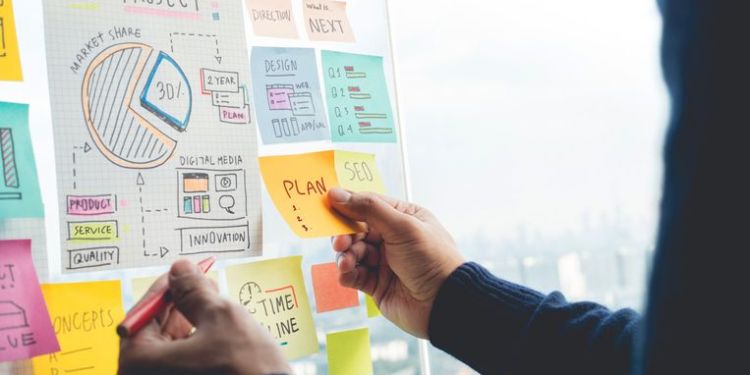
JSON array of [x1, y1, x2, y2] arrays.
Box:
[[390, 0, 667, 373]]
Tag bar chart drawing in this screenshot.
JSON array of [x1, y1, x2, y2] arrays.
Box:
[[0, 127, 21, 200]]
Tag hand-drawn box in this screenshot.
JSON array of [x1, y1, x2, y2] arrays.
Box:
[[0, 301, 29, 331]]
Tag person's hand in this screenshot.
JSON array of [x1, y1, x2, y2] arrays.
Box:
[[119, 260, 291, 375], [329, 188, 465, 339]]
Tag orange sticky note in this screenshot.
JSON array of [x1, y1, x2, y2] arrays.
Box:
[[311, 262, 359, 313], [246, 0, 299, 39], [303, 0, 355, 43], [0, 0, 23, 81], [259, 151, 361, 238]]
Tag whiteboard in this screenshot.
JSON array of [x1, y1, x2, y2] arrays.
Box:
[[0, 0, 425, 373]]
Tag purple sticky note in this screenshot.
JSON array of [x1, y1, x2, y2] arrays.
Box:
[[0, 239, 59, 362]]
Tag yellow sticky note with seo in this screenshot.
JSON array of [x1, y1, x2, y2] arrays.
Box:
[[0, 0, 23, 81], [334, 150, 386, 194], [32, 281, 125, 375], [327, 327, 373, 375], [259, 151, 362, 238], [226, 256, 318, 360]]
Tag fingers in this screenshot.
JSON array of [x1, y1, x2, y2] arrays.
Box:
[[339, 264, 378, 295], [159, 307, 193, 340], [332, 234, 354, 252], [328, 189, 416, 237], [336, 241, 380, 272], [168, 260, 223, 328]]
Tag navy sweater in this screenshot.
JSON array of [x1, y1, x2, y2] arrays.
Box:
[[428, 1, 750, 374]]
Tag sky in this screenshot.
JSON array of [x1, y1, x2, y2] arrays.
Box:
[[389, 0, 669, 242]]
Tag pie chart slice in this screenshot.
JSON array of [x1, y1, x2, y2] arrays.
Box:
[[82, 43, 179, 169]]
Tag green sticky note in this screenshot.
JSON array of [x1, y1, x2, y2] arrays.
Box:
[[0, 102, 43, 218], [327, 327, 373, 375], [365, 294, 381, 318], [322, 51, 397, 143]]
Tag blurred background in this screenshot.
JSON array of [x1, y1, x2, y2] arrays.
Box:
[[387, 0, 667, 373]]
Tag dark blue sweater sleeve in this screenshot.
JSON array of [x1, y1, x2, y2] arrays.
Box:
[[429, 262, 640, 374]]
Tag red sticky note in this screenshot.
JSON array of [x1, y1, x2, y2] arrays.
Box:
[[311, 262, 359, 313], [0, 239, 60, 361]]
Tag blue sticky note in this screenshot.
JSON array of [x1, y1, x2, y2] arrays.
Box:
[[251, 47, 330, 144], [322, 51, 397, 143], [0, 102, 44, 218]]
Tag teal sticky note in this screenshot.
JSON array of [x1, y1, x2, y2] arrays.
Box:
[[0, 102, 44, 218], [322, 51, 398, 143]]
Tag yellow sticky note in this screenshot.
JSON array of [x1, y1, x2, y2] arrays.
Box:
[[259, 151, 361, 238], [130, 271, 219, 307], [0, 0, 23, 81], [32, 281, 125, 375], [365, 294, 381, 318], [334, 151, 386, 194], [327, 327, 373, 375], [226, 256, 318, 360]]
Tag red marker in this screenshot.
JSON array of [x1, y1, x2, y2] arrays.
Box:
[[116, 256, 216, 338]]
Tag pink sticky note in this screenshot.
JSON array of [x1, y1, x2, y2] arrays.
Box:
[[311, 262, 359, 313], [0, 239, 59, 361]]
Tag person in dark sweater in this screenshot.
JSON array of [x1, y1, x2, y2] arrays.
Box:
[[119, 1, 750, 374]]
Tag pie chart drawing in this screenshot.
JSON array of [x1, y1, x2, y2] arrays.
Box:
[[81, 43, 192, 169]]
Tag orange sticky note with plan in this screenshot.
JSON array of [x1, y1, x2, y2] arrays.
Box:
[[311, 262, 359, 313], [259, 151, 361, 238]]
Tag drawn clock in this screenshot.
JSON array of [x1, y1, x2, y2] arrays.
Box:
[[238, 281, 262, 314]]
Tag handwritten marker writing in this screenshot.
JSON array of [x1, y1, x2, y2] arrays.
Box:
[[116, 256, 216, 338]]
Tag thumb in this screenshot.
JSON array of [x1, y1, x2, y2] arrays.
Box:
[[328, 188, 414, 236], [168, 259, 222, 327]]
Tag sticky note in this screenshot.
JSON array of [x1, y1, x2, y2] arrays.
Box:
[[0, 240, 59, 361], [226, 256, 318, 359], [334, 150, 386, 194], [311, 262, 359, 313], [251, 47, 330, 144], [0, 102, 44, 219], [32, 281, 124, 375], [303, 0, 355, 43], [326, 327, 373, 375], [246, 0, 299, 39], [365, 294, 381, 318], [259, 151, 361, 238], [322, 51, 397, 143], [130, 271, 219, 307], [0, 0, 23, 81]]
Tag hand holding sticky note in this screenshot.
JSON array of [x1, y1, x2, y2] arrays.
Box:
[[259, 150, 386, 238]]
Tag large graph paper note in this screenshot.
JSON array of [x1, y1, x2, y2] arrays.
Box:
[[42, 0, 262, 273]]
